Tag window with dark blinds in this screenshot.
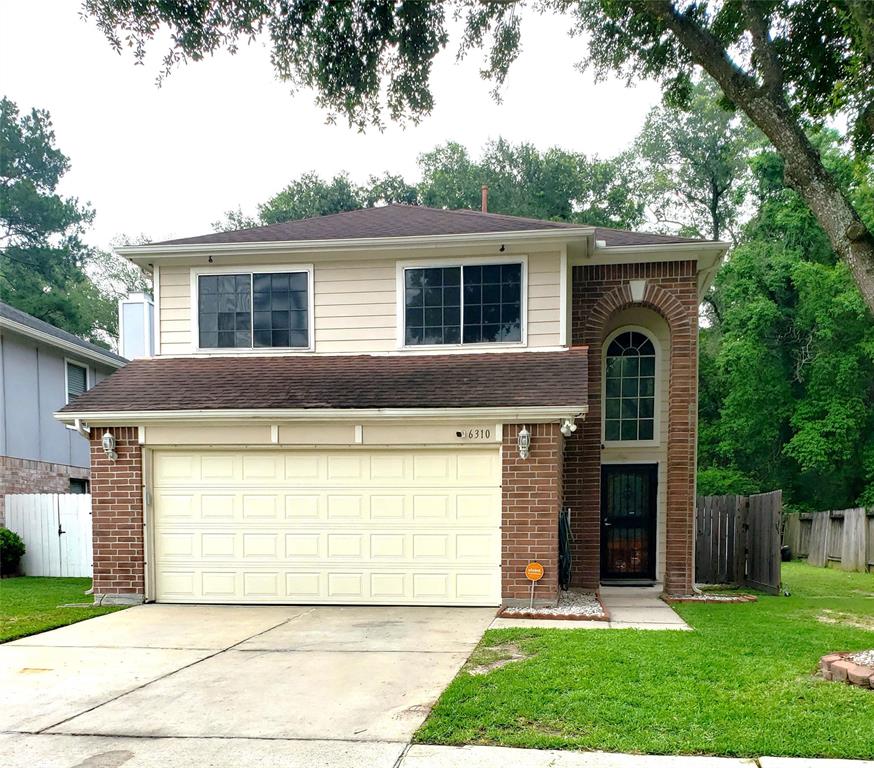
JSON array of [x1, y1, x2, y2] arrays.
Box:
[[66, 362, 87, 403]]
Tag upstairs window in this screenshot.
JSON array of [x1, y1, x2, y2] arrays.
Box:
[[198, 271, 309, 349], [604, 331, 656, 441], [404, 262, 522, 346], [65, 361, 88, 403]]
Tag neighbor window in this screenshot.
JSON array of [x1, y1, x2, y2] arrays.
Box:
[[404, 263, 522, 346], [66, 361, 88, 403], [604, 331, 656, 441], [198, 271, 309, 349], [69, 478, 89, 494]]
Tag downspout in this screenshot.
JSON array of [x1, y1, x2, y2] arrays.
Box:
[[73, 418, 91, 440]]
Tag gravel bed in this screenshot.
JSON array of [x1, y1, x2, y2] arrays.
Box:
[[849, 649, 874, 667], [500, 590, 607, 619], [668, 593, 754, 602]]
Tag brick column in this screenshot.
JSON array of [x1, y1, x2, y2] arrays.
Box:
[[90, 427, 145, 604], [566, 261, 699, 594], [501, 422, 563, 604]]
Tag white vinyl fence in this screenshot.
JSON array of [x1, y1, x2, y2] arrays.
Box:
[[5, 494, 92, 577]]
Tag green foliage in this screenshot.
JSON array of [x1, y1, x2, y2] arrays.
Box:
[[216, 139, 644, 231], [636, 76, 761, 241], [84, 0, 449, 129], [568, 0, 874, 155], [0, 97, 144, 346], [696, 467, 760, 497], [0, 528, 25, 576], [419, 139, 643, 228], [363, 172, 418, 207], [82, 1, 871, 153], [700, 131, 874, 510], [258, 172, 362, 225]]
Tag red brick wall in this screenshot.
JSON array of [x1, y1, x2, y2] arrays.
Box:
[[566, 261, 698, 594], [90, 427, 145, 601], [502, 422, 563, 603], [0, 456, 89, 525]]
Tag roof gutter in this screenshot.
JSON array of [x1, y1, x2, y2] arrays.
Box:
[[575, 240, 730, 299], [117, 227, 596, 261], [593, 241, 730, 255], [1, 317, 127, 369], [55, 404, 588, 427]]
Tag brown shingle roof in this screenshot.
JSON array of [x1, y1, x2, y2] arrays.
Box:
[[58, 349, 588, 414], [147, 204, 706, 248]]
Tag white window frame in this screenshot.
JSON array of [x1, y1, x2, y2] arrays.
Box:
[[395, 254, 529, 351], [190, 263, 315, 354], [601, 325, 661, 448]]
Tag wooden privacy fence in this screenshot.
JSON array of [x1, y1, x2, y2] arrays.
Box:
[[4, 494, 92, 577], [695, 490, 782, 594], [783, 508, 873, 572]]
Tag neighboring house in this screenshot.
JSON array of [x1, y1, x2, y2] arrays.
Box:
[[0, 302, 127, 523], [57, 205, 728, 606]]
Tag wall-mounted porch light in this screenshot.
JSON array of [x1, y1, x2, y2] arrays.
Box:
[[517, 426, 531, 460], [101, 431, 118, 461]]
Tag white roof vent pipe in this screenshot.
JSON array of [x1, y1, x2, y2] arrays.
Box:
[[118, 292, 154, 359]]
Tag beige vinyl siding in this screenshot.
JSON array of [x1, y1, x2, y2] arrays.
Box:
[[527, 252, 562, 348], [156, 250, 564, 355], [159, 265, 192, 355], [314, 259, 397, 352]]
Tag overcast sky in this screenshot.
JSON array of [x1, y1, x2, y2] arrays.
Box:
[[1, 0, 662, 249]]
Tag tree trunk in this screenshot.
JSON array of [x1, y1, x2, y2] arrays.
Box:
[[709, 178, 720, 241], [652, 3, 874, 314], [724, 93, 874, 314]]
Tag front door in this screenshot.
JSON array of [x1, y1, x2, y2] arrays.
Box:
[[601, 464, 657, 581]]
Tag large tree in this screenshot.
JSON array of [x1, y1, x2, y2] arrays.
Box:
[[419, 139, 643, 227], [213, 138, 643, 230], [636, 76, 760, 242], [698, 132, 874, 509], [83, 0, 874, 311], [1, 97, 106, 343], [0, 97, 147, 345]]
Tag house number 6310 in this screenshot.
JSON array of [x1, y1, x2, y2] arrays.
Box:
[[457, 428, 491, 440]]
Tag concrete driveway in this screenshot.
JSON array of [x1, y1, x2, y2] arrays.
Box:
[[0, 604, 494, 767]]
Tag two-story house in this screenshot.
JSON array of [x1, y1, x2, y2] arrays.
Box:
[[57, 205, 727, 606], [0, 301, 127, 523]]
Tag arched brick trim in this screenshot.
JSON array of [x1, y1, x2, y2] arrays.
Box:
[[565, 262, 698, 595], [584, 282, 691, 340]]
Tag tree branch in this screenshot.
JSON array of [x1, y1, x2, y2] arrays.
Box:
[[741, 0, 784, 94], [847, 0, 874, 69], [646, 1, 762, 109], [701, 293, 722, 325]]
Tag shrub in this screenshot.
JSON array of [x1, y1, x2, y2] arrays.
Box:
[[697, 467, 760, 497], [0, 527, 26, 576]]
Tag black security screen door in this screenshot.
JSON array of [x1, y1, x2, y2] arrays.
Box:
[[601, 464, 658, 581]]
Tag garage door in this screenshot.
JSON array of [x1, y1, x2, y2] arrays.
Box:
[[151, 448, 501, 605]]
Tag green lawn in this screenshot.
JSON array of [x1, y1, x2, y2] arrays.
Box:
[[0, 577, 124, 643], [416, 562, 874, 759]]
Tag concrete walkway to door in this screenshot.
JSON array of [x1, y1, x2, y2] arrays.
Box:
[[0, 603, 494, 767], [491, 586, 691, 630]]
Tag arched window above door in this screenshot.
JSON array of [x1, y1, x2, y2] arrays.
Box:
[[604, 330, 656, 441]]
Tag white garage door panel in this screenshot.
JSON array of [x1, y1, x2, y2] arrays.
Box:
[[152, 449, 501, 605]]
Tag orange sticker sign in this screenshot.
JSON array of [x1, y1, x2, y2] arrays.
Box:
[[525, 562, 544, 582]]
